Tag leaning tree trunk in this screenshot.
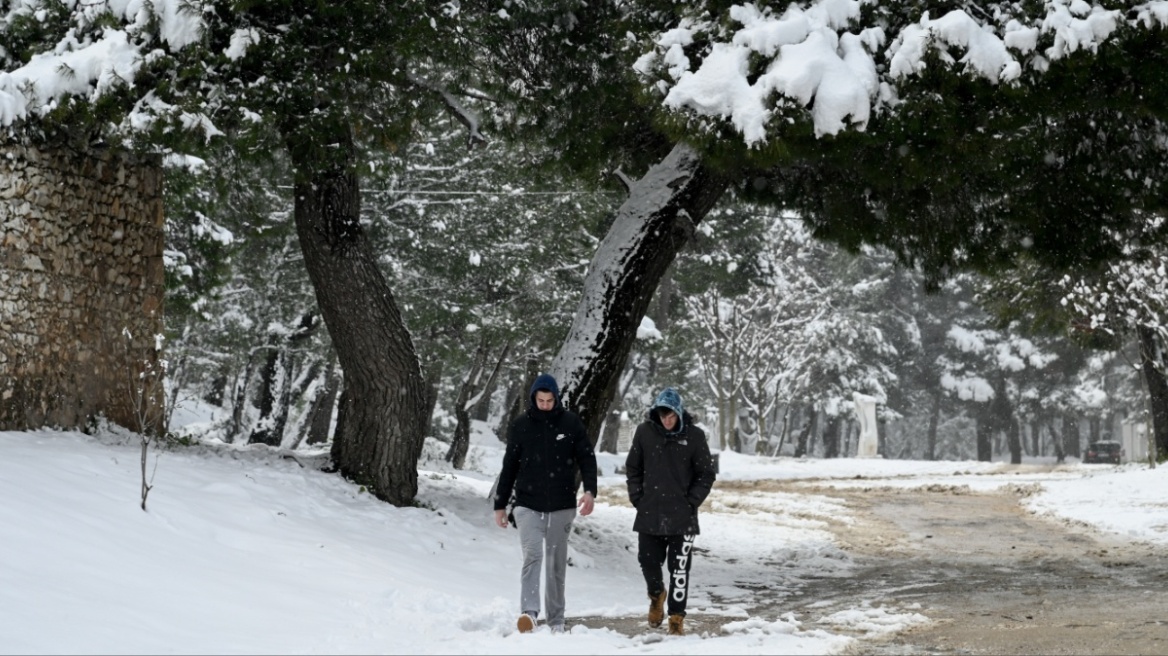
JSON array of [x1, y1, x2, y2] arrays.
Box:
[[1137, 324, 1168, 460], [285, 124, 427, 506], [550, 142, 728, 442]]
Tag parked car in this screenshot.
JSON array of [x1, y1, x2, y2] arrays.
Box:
[[1083, 440, 1124, 464]]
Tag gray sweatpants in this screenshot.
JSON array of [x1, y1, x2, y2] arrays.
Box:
[[513, 506, 576, 626]]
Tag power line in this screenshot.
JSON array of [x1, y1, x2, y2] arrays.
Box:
[[273, 185, 613, 196]]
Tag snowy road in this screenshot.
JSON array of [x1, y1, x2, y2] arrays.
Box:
[[739, 480, 1168, 655], [575, 475, 1168, 654]]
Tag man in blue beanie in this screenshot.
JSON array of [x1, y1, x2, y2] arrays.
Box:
[[493, 373, 597, 634], [625, 387, 717, 636]]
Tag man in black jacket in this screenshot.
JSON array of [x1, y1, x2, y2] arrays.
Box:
[[493, 373, 597, 634], [626, 387, 717, 636]]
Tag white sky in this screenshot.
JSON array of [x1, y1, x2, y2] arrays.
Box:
[[3, 401, 1166, 655]]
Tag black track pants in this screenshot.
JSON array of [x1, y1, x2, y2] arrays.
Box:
[[637, 532, 696, 617]]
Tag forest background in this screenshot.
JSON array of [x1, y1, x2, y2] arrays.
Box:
[[4, 0, 1168, 509]]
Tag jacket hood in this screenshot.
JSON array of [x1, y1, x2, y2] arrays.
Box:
[[649, 387, 685, 434], [528, 373, 562, 411]]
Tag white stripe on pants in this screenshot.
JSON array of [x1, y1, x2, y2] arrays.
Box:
[[514, 506, 576, 626]]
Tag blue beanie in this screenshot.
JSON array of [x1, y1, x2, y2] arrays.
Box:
[[529, 373, 561, 409], [652, 387, 684, 432]]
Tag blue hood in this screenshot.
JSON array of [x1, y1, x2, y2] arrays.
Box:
[[649, 387, 685, 433], [528, 373, 562, 411]]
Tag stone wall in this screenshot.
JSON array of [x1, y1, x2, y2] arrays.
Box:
[[0, 144, 164, 432]]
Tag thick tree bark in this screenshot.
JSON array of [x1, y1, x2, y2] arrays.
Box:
[[550, 142, 728, 443], [286, 125, 427, 506], [1137, 324, 1168, 460]]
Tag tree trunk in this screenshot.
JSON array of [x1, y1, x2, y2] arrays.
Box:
[[648, 263, 676, 381], [1137, 324, 1168, 460], [1007, 417, 1022, 465], [1064, 414, 1081, 459], [794, 407, 814, 458], [823, 414, 841, 459], [1048, 418, 1066, 464], [550, 142, 728, 444], [497, 354, 542, 443], [250, 313, 319, 447], [926, 390, 941, 461], [420, 355, 444, 439], [229, 352, 259, 442], [447, 339, 509, 469], [975, 418, 993, 462], [304, 351, 340, 446], [286, 124, 427, 506], [598, 402, 622, 455], [248, 333, 284, 446]]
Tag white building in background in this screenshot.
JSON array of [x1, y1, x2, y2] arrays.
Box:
[[853, 392, 880, 458], [1121, 420, 1150, 463]]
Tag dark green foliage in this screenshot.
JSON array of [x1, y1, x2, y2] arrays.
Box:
[[462, 0, 687, 183], [743, 22, 1168, 288]]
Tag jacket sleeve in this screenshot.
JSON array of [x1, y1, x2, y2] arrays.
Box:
[[493, 421, 522, 510], [686, 430, 717, 510], [625, 426, 645, 508], [574, 416, 599, 498]]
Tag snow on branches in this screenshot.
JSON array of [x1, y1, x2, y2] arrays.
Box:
[[0, 0, 209, 132], [635, 0, 1168, 142]]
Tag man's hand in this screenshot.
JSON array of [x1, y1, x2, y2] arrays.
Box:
[[578, 491, 595, 516], [494, 509, 509, 528]]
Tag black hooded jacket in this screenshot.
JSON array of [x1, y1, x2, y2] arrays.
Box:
[[625, 410, 717, 535], [493, 375, 598, 513]]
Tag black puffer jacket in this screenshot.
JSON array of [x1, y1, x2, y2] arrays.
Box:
[[626, 411, 717, 535], [493, 376, 598, 513]]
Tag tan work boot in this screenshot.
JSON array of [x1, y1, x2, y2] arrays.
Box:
[[647, 591, 667, 627], [667, 614, 684, 636], [517, 612, 536, 633]]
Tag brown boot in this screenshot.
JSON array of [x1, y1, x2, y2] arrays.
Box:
[[667, 614, 684, 636], [647, 591, 666, 628]]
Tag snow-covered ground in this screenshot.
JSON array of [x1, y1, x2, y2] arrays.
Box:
[[3, 402, 1166, 655]]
